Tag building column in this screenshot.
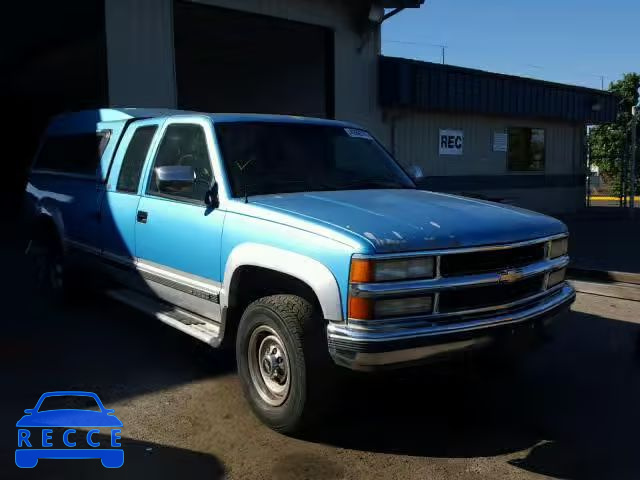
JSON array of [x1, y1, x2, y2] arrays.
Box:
[[105, 0, 177, 107]]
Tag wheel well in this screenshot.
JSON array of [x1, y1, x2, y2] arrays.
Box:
[[223, 266, 322, 346]]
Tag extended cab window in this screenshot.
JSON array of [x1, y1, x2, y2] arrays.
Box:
[[34, 131, 111, 176], [116, 126, 158, 193], [147, 124, 213, 202]]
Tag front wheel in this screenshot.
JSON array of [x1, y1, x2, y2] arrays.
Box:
[[236, 295, 332, 434]]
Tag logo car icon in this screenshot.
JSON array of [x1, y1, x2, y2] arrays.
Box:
[[16, 391, 124, 468]]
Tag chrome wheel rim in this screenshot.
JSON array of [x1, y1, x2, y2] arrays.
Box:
[[248, 325, 291, 407]]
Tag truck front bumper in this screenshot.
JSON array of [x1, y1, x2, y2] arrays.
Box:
[[327, 283, 575, 371]]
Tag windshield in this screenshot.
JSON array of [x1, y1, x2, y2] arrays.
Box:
[[215, 122, 416, 197], [37, 395, 101, 412]]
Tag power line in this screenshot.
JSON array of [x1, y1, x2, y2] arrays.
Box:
[[385, 39, 447, 64], [384, 39, 624, 89]]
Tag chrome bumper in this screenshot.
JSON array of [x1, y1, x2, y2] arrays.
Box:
[[327, 283, 575, 370]]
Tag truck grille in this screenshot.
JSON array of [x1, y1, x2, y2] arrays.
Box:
[[440, 243, 545, 277], [438, 274, 545, 314]]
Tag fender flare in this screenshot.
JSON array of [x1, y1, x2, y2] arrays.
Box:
[[221, 243, 343, 321]]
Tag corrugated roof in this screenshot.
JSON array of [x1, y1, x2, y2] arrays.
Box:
[[380, 56, 619, 124]]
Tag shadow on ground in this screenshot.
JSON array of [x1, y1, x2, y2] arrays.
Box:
[[5, 434, 225, 480], [2, 235, 640, 479], [305, 307, 640, 479], [0, 239, 232, 411], [560, 207, 640, 274]]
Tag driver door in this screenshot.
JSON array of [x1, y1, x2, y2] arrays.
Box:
[[134, 120, 225, 322]]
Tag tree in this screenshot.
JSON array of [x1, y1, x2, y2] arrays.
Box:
[[588, 73, 640, 195]]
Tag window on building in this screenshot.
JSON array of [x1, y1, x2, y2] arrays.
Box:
[[507, 128, 545, 172], [116, 126, 158, 193], [147, 124, 213, 202], [34, 131, 112, 176]]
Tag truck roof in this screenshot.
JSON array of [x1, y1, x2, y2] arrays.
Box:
[[46, 108, 359, 136]]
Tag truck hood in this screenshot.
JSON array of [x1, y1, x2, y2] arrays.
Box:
[[250, 189, 566, 253]]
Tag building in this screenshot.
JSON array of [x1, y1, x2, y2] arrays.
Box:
[[2, 0, 423, 202], [379, 56, 619, 213], [2, 0, 619, 214]]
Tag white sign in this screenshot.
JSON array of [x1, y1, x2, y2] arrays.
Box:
[[493, 132, 508, 152], [439, 129, 463, 155]]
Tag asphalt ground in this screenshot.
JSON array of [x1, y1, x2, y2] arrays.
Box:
[[2, 259, 639, 479]]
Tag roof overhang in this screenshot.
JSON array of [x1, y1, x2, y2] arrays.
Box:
[[379, 56, 620, 124]]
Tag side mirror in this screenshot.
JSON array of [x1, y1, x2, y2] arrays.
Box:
[[407, 164, 424, 181], [155, 165, 195, 193], [105, 408, 115, 415], [205, 182, 219, 208], [24, 409, 34, 414]]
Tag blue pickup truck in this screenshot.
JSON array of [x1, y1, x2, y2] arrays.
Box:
[[24, 108, 575, 432]]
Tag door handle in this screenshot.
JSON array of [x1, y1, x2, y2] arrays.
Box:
[[137, 211, 148, 224]]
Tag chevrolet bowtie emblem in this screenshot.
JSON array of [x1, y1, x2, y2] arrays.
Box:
[[499, 269, 524, 284]]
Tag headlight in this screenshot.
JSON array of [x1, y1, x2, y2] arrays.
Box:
[[349, 256, 436, 320], [548, 268, 567, 288], [349, 295, 434, 320], [549, 237, 568, 259], [350, 257, 435, 283], [374, 296, 433, 318]]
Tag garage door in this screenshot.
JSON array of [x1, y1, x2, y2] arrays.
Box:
[[174, 1, 334, 119]]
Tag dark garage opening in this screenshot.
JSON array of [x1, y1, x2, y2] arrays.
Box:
[[174, 1, 334, 119], [0, 0, 108, 206]]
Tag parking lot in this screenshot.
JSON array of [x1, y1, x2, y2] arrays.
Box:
[[2, 241, 639, 480]]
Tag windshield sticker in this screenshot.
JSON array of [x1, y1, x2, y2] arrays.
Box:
[[345, 128, 373, 140]]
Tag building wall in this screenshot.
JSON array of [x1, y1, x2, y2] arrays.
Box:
[[105, 0, 176, 108], [104, 0, 388, 143], [391, 111, 587, 214]]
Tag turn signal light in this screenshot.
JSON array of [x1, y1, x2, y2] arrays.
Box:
[[350, 259, 374, 283], [348, 296, 374, 320]]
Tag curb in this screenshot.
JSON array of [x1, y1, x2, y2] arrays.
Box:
[[567, 267, 640, 286], [568, 279, 640, 303]]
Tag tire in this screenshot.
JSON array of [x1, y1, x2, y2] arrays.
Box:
[[236, 294, 333, 434], [26, 236, 66, 304]]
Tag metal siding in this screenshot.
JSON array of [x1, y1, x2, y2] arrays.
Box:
[[105, 0, 176, 107], [393, 112, 584, 178], [392, 111, 587, 213], [105, 0, 388, 143]]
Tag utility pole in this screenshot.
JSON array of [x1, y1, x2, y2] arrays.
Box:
[[631, 103, 638, 217]]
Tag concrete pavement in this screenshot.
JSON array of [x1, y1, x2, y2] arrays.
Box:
[[2, 283, 639, 479]]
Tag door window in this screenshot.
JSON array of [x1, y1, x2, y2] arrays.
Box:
[[147, 124, 213, 202], [116, 126, 158, 193]]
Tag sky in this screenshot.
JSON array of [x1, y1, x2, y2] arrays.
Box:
[[382, 0, 639, 90]]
